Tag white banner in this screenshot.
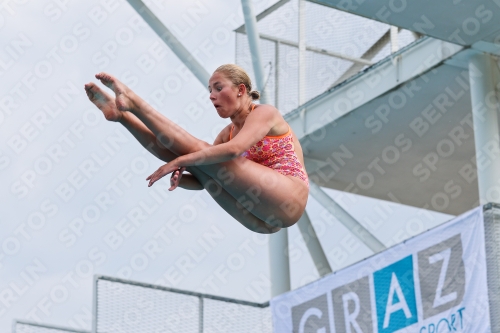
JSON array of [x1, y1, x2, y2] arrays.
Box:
[[271, 207, 490, 333]]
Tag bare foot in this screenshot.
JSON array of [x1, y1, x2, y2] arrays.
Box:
[[84, 83, 122, 122], [95, 72, 136, 112]]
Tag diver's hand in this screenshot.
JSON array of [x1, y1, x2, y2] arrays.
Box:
[[146, 161, 182, 187], [169, 167, 186, 191]]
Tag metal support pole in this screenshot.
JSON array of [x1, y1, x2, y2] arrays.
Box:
[[390, 26, 399, 53], [235, 0, 291, 33], [126, 0, 211, 86], [309, 181, 386, 253], [238, 32, 374, 66], [469, 53, 500, 204], [297, 211, 332, 276], [241, 0, 269, 103], [298, 0, 306, 106], [275, 40, 280, 109], [241, 0, 290, 298], [92, 275, 98, 333], [269, 229, 291, 297], [14, 320, 89, 333]]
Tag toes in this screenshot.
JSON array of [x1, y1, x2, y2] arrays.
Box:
[[84, 83, 99, 98], [96, 72, 112, 82], [85, 88, 94, 98], [95, 73, 107, 82]]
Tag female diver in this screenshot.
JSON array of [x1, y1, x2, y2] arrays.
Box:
[[84, 64, 309, 234]]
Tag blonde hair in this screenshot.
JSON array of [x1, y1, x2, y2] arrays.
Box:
[[214, 64, 260, 100]]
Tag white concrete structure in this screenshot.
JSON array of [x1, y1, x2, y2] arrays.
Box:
[[298, 0, 500, 216]]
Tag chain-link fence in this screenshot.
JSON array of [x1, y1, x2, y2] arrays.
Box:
[[93, 275, 271, 333], [13, 320, 89, 333], [235, 0, 419, 114], [483, 203, 500, 332]]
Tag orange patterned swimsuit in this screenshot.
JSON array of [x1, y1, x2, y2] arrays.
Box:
[[229, 107, 309, 187]]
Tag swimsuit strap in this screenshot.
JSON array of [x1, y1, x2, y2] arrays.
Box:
[[265, 126, 291, 139]]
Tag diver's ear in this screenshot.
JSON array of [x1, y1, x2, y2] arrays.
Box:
[[238, 83, 247, 96]]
